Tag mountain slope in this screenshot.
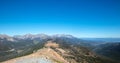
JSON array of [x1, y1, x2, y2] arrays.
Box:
[[93, 42, 120, 61], [2, 41, 117, 63], [2, 42, 69, 63], [0, 34, 119, 63], [2, 47, 69, 63]]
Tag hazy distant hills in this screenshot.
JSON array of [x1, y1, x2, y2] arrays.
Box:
[[81, 38, 120, 42], [93, 42, 120, 61], [0, 34, 120, 63]]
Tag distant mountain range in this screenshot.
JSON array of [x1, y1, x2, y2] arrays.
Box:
[[0, 34, 120, 63], [1, 34, 120, 42], [81, 38, 120, 42]]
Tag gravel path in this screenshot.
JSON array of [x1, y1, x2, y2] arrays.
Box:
[[16, 57, 53, 63]]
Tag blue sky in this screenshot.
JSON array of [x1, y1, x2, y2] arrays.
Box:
[[0, 0, 120, 38]]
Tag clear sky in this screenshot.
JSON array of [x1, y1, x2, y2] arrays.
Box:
[[0, 0, 120, 38]]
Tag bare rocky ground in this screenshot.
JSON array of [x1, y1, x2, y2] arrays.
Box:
[[1, 42, 69, 63]]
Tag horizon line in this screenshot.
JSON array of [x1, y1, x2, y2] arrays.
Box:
[[0, 33, 120, 38]]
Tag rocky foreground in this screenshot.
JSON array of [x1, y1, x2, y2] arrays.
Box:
[[2, 41, 69, 63]]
